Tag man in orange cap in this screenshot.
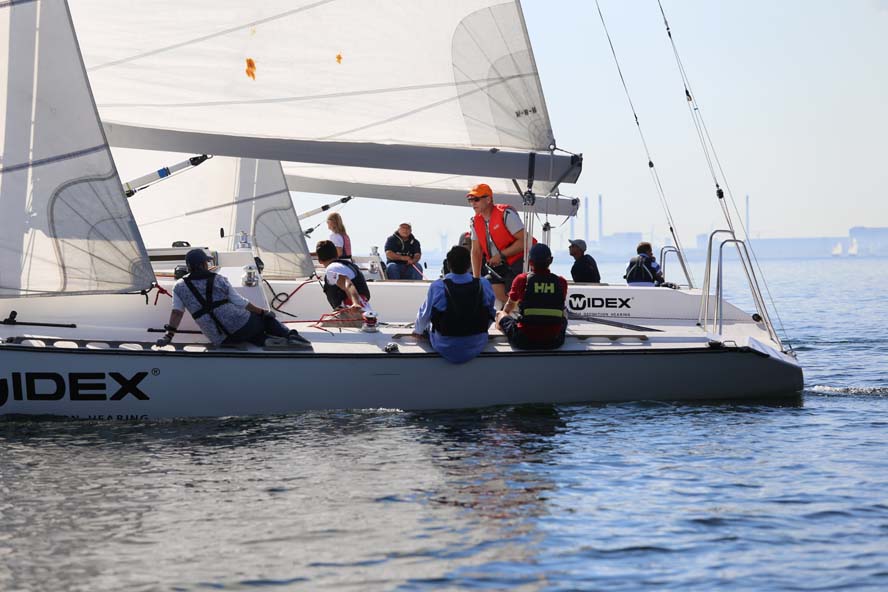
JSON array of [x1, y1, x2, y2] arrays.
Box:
[[467, 183, 527, 304]]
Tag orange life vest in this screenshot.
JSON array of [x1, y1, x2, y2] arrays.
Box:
[[473, 204, 533, 266]]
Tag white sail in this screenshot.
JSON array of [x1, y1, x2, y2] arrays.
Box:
[[116, 150, 313, 279], [0, 0, 154, 298], [70, 0, 581, 191]]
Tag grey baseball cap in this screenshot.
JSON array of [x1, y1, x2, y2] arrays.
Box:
[[568, 239, 587, 251]]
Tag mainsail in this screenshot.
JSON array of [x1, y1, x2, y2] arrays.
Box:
[[116, 150, 314, 279], [70, 0, 581, 210], [0, 0, 154, 298]]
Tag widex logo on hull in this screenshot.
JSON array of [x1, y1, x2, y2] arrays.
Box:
[[568, 294, 632, 311], [0, 372, 150, 407]]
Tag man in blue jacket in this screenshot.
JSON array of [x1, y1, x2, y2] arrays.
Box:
[[413, 246, 496, 363]]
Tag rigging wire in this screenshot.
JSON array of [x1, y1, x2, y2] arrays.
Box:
[[594, 0, 694, 287], [655, 0, 793, 351]]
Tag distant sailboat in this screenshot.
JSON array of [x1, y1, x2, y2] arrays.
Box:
[[832, 242, 844, 257], [848, 238, 859, 256]]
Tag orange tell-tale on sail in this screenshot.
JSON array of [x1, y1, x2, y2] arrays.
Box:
[[245, 58, 257, 80], [336, 53, 342, 64]]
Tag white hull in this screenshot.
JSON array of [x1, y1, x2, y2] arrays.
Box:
[[0, 255, 803, 419], [0, 337, 802, 419]]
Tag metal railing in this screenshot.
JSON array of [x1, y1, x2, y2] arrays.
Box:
[[659, 246, 694, 288], [698, 230, 782, 347]]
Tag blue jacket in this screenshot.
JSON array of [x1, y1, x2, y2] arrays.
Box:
[[415, 272, 496, 363]]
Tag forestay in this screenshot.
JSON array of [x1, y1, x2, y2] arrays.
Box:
[[70, 0, 581, 206], [0, 0, 154, 298], [115, 150, 313, 279]]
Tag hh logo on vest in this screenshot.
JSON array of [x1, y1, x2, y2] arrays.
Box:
[[534, 282, 556, 294]]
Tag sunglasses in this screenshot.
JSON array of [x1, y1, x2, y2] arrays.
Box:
[[466, 195, 489, 203]]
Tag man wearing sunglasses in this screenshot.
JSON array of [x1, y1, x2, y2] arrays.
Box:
[[467, 183, 528, 304]]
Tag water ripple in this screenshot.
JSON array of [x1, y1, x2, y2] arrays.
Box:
[[2, 260, 888, 590]]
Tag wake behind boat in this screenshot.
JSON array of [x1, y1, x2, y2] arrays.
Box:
[[0, 0, 802, 419]]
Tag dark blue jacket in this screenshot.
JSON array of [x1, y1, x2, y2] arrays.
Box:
[[384, 233, 421, 264], [571, 254, 601, 283]]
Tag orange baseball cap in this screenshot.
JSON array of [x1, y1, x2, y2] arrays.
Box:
[[466, 183, 493, 198]]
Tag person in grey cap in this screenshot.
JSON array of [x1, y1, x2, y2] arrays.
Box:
[[495, 243, 568, 350], [155, 248, 311, 349], [568, 239, 601, 283]]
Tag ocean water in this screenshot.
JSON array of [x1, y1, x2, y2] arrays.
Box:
[[2, 258, 887, 591]]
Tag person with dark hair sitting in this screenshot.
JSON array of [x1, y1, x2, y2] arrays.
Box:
[[495, 243, 568, 350], [156, 248, 311, 349], [316, 240, 371, 310], [413, 245, 496, 364], [624, 241, 664, 287]]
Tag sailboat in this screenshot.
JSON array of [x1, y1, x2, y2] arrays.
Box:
[[0, 0, 802, 419], [832, 242, 844, 257], [848, 238, 859, 257]]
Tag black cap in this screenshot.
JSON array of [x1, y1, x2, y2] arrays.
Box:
[[185, 248, 212, 270], [529, 243, 552, 265]]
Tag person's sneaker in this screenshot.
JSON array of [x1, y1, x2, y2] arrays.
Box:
[[287, 331, 312, 349]]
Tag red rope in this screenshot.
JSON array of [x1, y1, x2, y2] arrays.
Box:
[[282, 309, 363, 334], [283, 317, 359, 324], [153, 283, 172, 305], [271, 278, 317, 311]]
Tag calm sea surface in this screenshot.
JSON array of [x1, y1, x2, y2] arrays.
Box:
[[2, 258, 886, 591]]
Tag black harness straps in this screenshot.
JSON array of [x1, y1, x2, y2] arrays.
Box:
[[183, 274, 232, 337]]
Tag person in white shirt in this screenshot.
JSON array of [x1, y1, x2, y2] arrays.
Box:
[[316, 240, 371, 311]]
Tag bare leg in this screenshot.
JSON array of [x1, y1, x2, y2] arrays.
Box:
[[492, 283, 507, 308]]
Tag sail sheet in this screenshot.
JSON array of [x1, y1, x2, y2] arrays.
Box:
[[70, 0, 581, 196], [0, 0, 154, 298], [116, 150, 314, 279]]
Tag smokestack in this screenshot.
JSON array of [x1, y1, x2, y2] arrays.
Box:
[[584, 196, 590, 244], [745, 194, 750, 236], [598, 194, 603, 242]]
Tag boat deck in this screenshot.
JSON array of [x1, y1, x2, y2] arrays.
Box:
[[1, 317, 765, 356]]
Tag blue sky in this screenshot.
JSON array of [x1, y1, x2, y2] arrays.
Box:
[[295, 0, 888, 255]]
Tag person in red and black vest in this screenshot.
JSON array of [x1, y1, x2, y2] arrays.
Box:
[[467, 183, 529, 304], [495, 243, 568, 350]]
